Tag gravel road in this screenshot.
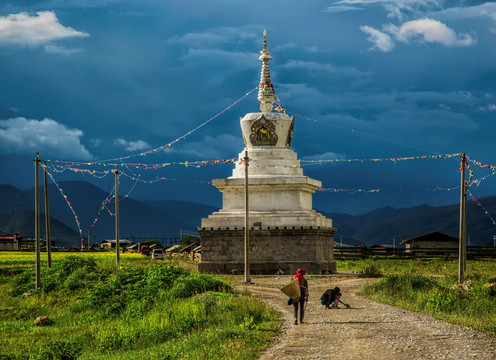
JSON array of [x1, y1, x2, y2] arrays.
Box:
[[235, 275, 496, 360]]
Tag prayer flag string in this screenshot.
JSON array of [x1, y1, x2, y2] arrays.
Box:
[[318, 188, 380, 193], [43, 164, 84, 240], [300, 152, 461, 165], [46, 158, 238, 170], [45, 87, 257, 165], [460, 153, 474, 180], [290, 112, 441, 155], [466, 156, 496, 171], [467, 189, 496, 226]]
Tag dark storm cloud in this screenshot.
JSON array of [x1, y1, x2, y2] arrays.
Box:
[[0, 0, 494, 213]]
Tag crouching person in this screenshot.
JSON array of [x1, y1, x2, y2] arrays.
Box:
[[320, 286, 340, 309]]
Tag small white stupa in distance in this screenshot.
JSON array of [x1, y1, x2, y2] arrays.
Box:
[[198, 31, 336, 274]]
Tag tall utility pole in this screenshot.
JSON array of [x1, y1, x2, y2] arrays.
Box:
[[34, 153, 41, 288], [458, 152, 467, 284], [43, 161, 52, 268], [115, 169, 120, 267], [244, 150, 251, 284]]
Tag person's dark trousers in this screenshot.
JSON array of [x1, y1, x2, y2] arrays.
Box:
[[293, 296, 306, 321], [321, 300, 331, 309]]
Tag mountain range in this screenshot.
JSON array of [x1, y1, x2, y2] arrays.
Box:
[[1, 182, 495, 247], [0, 182, 215, 247], [324, 200, 496, 247]]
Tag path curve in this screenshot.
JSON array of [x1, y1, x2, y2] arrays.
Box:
[[235, 275, 496, 360]]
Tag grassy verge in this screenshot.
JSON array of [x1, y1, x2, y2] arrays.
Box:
[[0, 253, 279, 359], [336, 258, 496, 278], [338, 258, 496, 336], [360, 274, 496, 336]]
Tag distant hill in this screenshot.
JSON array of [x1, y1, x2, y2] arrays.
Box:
[[0, 182, 198, 244], [145, 200, 218, 228], [0, 210, 81, 247], [322, 196, 496, 247], [1, 182, 495, 248]]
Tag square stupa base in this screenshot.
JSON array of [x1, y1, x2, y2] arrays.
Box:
[[197, 227, 336, 275]]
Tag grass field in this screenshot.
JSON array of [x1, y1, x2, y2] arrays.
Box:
[[0, 251, 278, 360], [337, 258, 496, 336], [1, 252, 495, 359], [336, 257, 496, 278]]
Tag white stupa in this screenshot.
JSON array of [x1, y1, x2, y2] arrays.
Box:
[[198, 32, 336, 274]]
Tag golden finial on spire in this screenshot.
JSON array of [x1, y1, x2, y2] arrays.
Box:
[[258, 30, 273, 112]]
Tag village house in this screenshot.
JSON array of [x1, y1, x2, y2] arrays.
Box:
[[0, 232, 23, 251], [100, 239, 132, 249], [401, 231, 458, 257]]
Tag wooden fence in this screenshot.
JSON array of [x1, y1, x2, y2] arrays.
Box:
[[334, 246, 496, 260]]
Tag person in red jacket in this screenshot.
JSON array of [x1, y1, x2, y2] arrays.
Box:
[[293, 268, 308, 325]]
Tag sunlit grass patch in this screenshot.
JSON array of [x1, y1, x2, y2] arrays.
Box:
[[360, 273, 496, 336], [0, 255, 279, 359]]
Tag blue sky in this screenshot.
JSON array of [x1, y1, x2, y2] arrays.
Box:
[[0, 0, 495, 216]]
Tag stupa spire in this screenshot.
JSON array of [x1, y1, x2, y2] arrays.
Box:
[[258, 30, 274, 113]]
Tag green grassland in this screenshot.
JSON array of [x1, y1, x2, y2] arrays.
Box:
[[0, 252, 279, 360], [336, 258, 496, 336], [1, 253, 495, 359]]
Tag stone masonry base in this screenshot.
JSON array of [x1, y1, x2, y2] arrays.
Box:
[[197, 227, 336, 275]]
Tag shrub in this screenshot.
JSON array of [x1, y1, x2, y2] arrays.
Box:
[[32, 340, 82, 360], [425, 290, 457, 312], [58, 256, 97, 276], [10, 269, 36, 297], [360, 263, 383, 278], [410, 275, 437, 290], [146, 264, 190, 294], [78, 264, 194, 318], [10, 256, 101, 297], [169, 274, 232, 298]]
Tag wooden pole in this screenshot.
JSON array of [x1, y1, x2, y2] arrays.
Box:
[[43, 161, 52, 268], [244, 150, 250, 283], [34, 153, 41, 288], [458, 153, 467, 283], [115, 169, 120, 267]]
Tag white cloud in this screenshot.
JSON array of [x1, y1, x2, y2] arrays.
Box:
[[478, 104, 496, 112], [273, 42, 298, 51], [304, 46, 321, 53], [168, 133, 242, 159], [431, 3, 496, 33], [332, 0, 441, 19], [167, 32, 229, 49], [167, 26, 258, 49], [302, 152, 345, 161], [385, 18, 476, 47], [89, 138, 101, 147], [280, 60, 370, 78], [113, 138, 151, 152], [44, 43, 83, 55], [0, 11, 89, 51], [0, 117, 93, 160], [360, 25, 395, 52], [324, 5, 363, 13], [432, 3, 496, 22], [438, 103, 451, 111], [273, 43, 328, 54]]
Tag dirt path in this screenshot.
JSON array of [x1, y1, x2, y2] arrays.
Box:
[[235, 275, 496, 360]]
